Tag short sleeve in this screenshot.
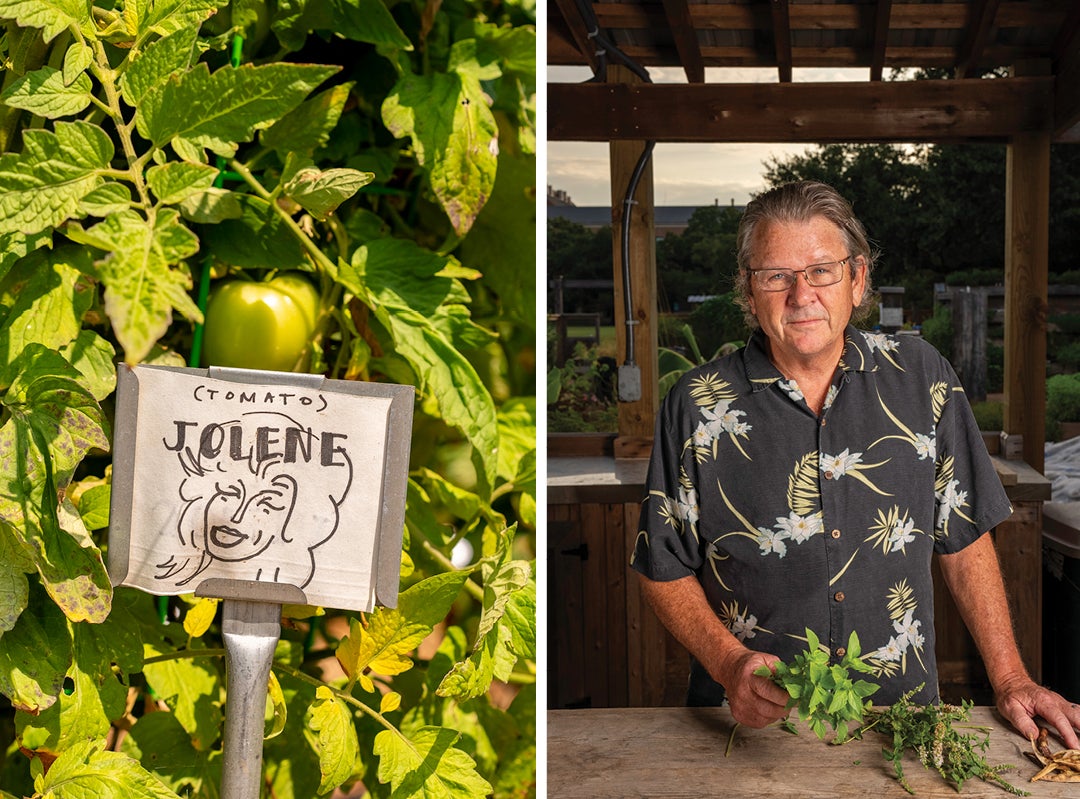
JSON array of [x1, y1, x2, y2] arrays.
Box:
[[931, 353, 1013, 553], [631, 382, 707, 580]]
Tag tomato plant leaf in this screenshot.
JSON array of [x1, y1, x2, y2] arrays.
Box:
[[0, 121, 112, 237], [62, 40, 93, 83], [126, 0, 227, 44], [342, 239, 499, 489], [80, 182, 134, 217], [60, 330, 119, 402], [265, 670, 287, 739], [309, 686, 361, 793], [271, 0, 411, 51], [182, 597, 219, 638], [336, 570, 469, 680], [0, 0, 92, 43], [146, 162, 220, 205], [282, 165, 373, 219], [197, 193, 308, 269], [382, 69, 498, 235], [121, 710, 220, 795], [34, 739, 183, 798], [67, 208, 201, 363], [373, 726, 492, 799], [119, 27, 199, 107], [0, 581, 71, 713], [0, 523, 33, 633], [261, 81, 353, 156], [0, 66, 94, 119], [143, 643, 223, 752], [0, 250, 94, 358], [135, 62, 339, 152]]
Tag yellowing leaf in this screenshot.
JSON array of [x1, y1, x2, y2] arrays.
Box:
[[264, 671, 287, 740], [182, 597, 218, 638], [374, 726, 492, 799], [379, 691, 401, 714], [309, 685, 360, 793], [335, 571, 469, 682]]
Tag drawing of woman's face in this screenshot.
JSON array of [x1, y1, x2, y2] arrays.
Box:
[[202, 472, 298, 563]]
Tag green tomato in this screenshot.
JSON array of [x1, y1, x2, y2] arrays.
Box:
[[202, 274, 320, 372]]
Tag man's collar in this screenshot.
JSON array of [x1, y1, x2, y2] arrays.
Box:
[[743, 325, 879, 392]]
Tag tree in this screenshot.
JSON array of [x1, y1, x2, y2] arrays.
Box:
[[655, 204, 741, 309]]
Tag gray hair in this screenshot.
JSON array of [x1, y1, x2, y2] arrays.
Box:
[[733, 181, 878, 329]]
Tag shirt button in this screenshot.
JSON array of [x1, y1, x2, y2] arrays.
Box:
[[834, 591, 845, 602], [824, 470, 834, 479], [835, 647, 846, 657], [830, 529, 841, 539]]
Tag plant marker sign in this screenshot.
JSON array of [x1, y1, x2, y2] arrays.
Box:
[[109, 364, 413, 611], [108, 364, 413, 799]]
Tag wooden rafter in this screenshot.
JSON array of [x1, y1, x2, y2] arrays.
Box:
[[553, 0, 601, 73], [548, 77, 1054, 142], [659, 0, 705, 83], [957, 0, 1002, 77], [870, 0, 893, 81], [769, 0, 792, 82]]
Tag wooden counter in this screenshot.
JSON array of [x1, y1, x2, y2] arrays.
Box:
[[548, 706, 1074, 798]]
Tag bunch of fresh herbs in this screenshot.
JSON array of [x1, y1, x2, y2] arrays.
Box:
[[753, 630, 1027, 795], [863, 687, 1027, 796], [754, 628, 879, 742]]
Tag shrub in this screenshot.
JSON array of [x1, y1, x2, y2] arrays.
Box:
[[970, 400, 1004, 432], [687, 293, 749, 357], [921, 304, 953, 361], [1046, 373, 1080, 441]]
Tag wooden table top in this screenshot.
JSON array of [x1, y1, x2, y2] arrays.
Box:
[[547, 706, 1076, 798]]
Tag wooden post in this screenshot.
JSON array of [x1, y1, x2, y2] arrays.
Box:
[[951, 288, 987, 402], [608, 66, 658, 459], [1003, 131, 1050, 473]]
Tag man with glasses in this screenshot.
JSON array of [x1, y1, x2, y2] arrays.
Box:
[[632, 180, 1080, 748]]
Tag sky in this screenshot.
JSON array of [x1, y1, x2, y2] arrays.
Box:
[[546, 66, 870, 207]]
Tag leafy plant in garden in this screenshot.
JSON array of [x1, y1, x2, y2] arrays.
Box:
[[0, 0, 536, 794]]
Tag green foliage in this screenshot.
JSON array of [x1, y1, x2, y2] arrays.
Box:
[[686, 293, 747, 359], [0, 0, 536, 794], [657, 322, 742, 398], [920, 304, 953, 362], [970, 400, 1004, 432], [547, 344, 617, 433], [755, 628, 879, 743], [1046, 373, 1080, 441], [864, 687, 1026, 795]]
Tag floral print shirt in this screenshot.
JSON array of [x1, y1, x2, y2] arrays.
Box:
[[631, 326, 1013, 705]]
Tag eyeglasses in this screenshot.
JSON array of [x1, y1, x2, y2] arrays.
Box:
[[747, 257, 852, 292]]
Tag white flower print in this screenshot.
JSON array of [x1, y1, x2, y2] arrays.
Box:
[[888, 516, 917, 553], [775, 511, 823, 544], [701, 399, 750, 436], [778, 379, 804, 402], [692, 422, 713, 448], [861, 330, 899, 353], [936, 479, 969, 529], [893, 609, 922, 650], [676, 487, 699, 526], [914, 432, 936, 460], [822, 384, 839, 411], [820, 448, 863, 479], [729, 421, 751, 436], [873, 636, 904, 662], [756, 526, 788, 558], [731, 612, 758, 641]]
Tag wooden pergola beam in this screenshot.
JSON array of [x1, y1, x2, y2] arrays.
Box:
[[552, 0, 601, 73], [1054, 6, 1080, 141], [956, 0, 1001, 77], [581, 1, 1060, 32], [548, 77, 1053, 142], [869, 0, 893, 81], [659, 0, 705, 83], [770, 0, 793, 83]]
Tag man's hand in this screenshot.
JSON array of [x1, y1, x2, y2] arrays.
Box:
[[714, 648, 790, 728], [995, 675, 1080, 749]]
